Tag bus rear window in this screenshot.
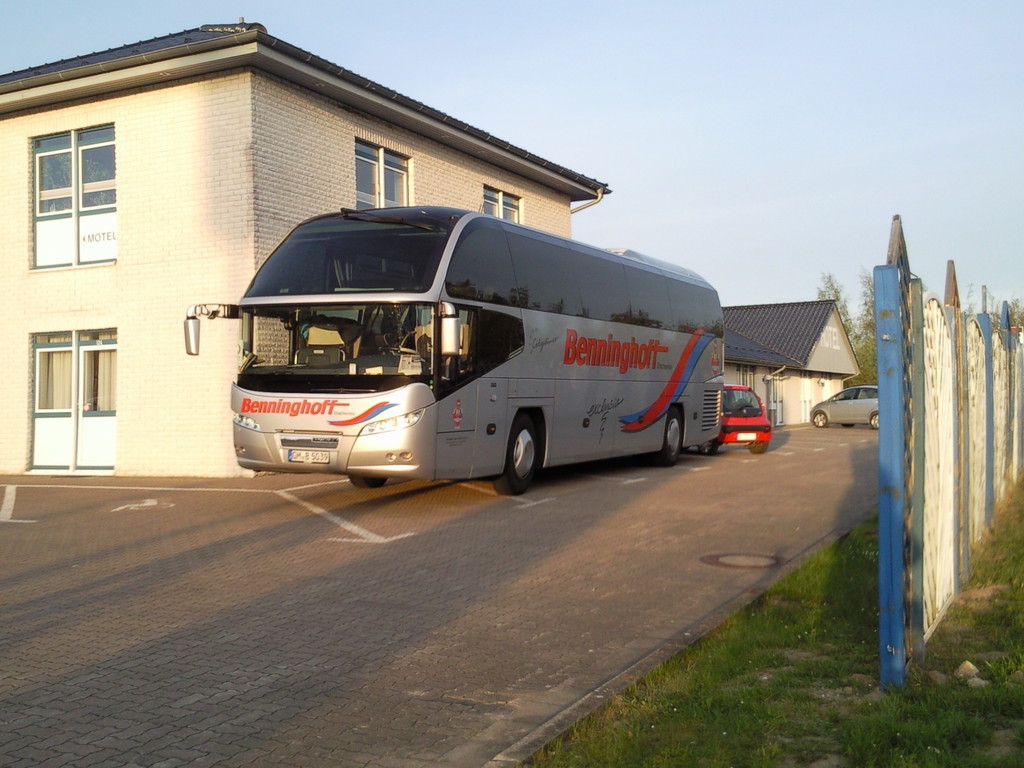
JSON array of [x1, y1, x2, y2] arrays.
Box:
[[245, 217, 450, 297]]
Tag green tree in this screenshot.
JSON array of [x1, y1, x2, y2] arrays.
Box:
[[1008, 297, 1024, 331], [817, 270, 876, 386], [852, 268, 877, 385], [816, 272, 851, 330]]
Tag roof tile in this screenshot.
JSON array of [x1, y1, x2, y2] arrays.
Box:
[[724, 300, 836, 367]]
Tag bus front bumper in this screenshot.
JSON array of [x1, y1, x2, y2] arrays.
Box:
[[233, 421, 436, 479]]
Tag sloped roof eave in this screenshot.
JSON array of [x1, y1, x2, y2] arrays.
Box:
[[0, 26, 609, 203]]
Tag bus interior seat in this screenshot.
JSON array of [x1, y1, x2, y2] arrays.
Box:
[[339, 323, 361, 357], [297, 326, 344, 366]]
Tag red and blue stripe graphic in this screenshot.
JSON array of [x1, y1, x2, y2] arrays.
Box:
[[328, 402, 397, 427], [619, 331, 714, 432]]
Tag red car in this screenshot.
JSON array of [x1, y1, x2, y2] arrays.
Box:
[[699, 384, 772, 455]]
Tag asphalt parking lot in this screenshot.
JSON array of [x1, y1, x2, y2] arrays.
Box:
[[0, 426, 878, 768]]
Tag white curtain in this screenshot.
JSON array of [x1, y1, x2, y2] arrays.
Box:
[[38, 350, 72, 410]]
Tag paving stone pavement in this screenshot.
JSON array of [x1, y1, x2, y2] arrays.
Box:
[[0, 427, 877, 767]]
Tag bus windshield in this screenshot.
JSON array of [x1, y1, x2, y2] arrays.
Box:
[[244, 215, 452, 298], [238, 303, 435, 393]]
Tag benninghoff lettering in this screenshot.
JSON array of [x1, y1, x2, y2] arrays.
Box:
[[240, 398, 348, 417], [563, 330, 669, 374]]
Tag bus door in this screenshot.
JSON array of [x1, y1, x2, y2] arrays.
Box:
[[432, 306, 505, 479], [434, 378, 508, 479]]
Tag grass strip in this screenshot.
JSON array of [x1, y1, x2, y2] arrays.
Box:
[[527, 481, 1024, 767]]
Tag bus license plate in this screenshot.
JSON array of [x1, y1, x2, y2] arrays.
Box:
[[287, 449, 330, 464]]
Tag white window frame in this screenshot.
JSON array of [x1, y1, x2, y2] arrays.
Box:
[[483, 186, 521, 223], [355, 140, 409, 209], [33, 125, 117, 268]]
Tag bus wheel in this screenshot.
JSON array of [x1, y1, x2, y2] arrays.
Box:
[[349, 474, 387, 489], [494, 413, 537, 496], [653, 407, 683, 467]]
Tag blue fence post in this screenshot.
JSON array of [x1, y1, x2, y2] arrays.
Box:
[[875, 261, 908, 688]]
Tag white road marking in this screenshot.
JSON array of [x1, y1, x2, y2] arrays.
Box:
[[282, 479, 350, 492], [580, 474, 648, 484], [276, 490, 415, 544], [1, 482, 412, 543], [458, 482, 553, 508], [111, 499, 175, 512], [513, 496, 553, 509], [1, 486, 35, 524]]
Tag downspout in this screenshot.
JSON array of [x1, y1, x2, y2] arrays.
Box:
[[570, 186, 605, 215]]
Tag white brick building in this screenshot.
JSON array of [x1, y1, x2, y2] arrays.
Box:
[[0, 23, 608, 477]]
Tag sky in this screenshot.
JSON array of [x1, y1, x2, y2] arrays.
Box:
[[2, 0, 1020, 310]]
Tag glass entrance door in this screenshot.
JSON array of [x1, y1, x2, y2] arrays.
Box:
[[32, 329, 117, 472]]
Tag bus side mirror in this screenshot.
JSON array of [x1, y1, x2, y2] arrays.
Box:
[[440, 315, 461, 356], [184, 316, 201, 356], [184, 303, 239, 355]]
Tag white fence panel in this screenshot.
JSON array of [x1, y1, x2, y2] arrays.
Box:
[[921, 296, 956, 638], [965, 319, 988, 544]]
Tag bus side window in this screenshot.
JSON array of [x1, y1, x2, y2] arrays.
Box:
[[478, 309, 525, 371], [574, 246, 628, 322], [445, 219, 517, 305], [624, 266, 672, 329], [506, 231, 583, 315]]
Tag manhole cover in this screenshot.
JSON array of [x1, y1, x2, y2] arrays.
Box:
[[701, 553, 786, 569]]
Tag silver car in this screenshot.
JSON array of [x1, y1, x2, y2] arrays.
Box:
[[810, 385, 879, 429]]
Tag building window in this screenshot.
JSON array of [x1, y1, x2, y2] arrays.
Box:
[[33, 125, 117, 268], [355, 140, 408, 209], [483, 187, 520, 222]]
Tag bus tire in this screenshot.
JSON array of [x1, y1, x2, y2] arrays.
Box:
[[652, 407, 683, 467], [494, 412, 538, 496], [349, 474, 387, 489]]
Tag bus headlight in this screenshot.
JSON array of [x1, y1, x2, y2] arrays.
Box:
[[233, 413, 263, 432], [359, 408, 425, 436]]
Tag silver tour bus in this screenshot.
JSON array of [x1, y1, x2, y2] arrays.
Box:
[[185, 207, 724, 494]]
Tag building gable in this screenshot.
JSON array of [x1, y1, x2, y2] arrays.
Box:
[[805, 307, 859, 376]]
